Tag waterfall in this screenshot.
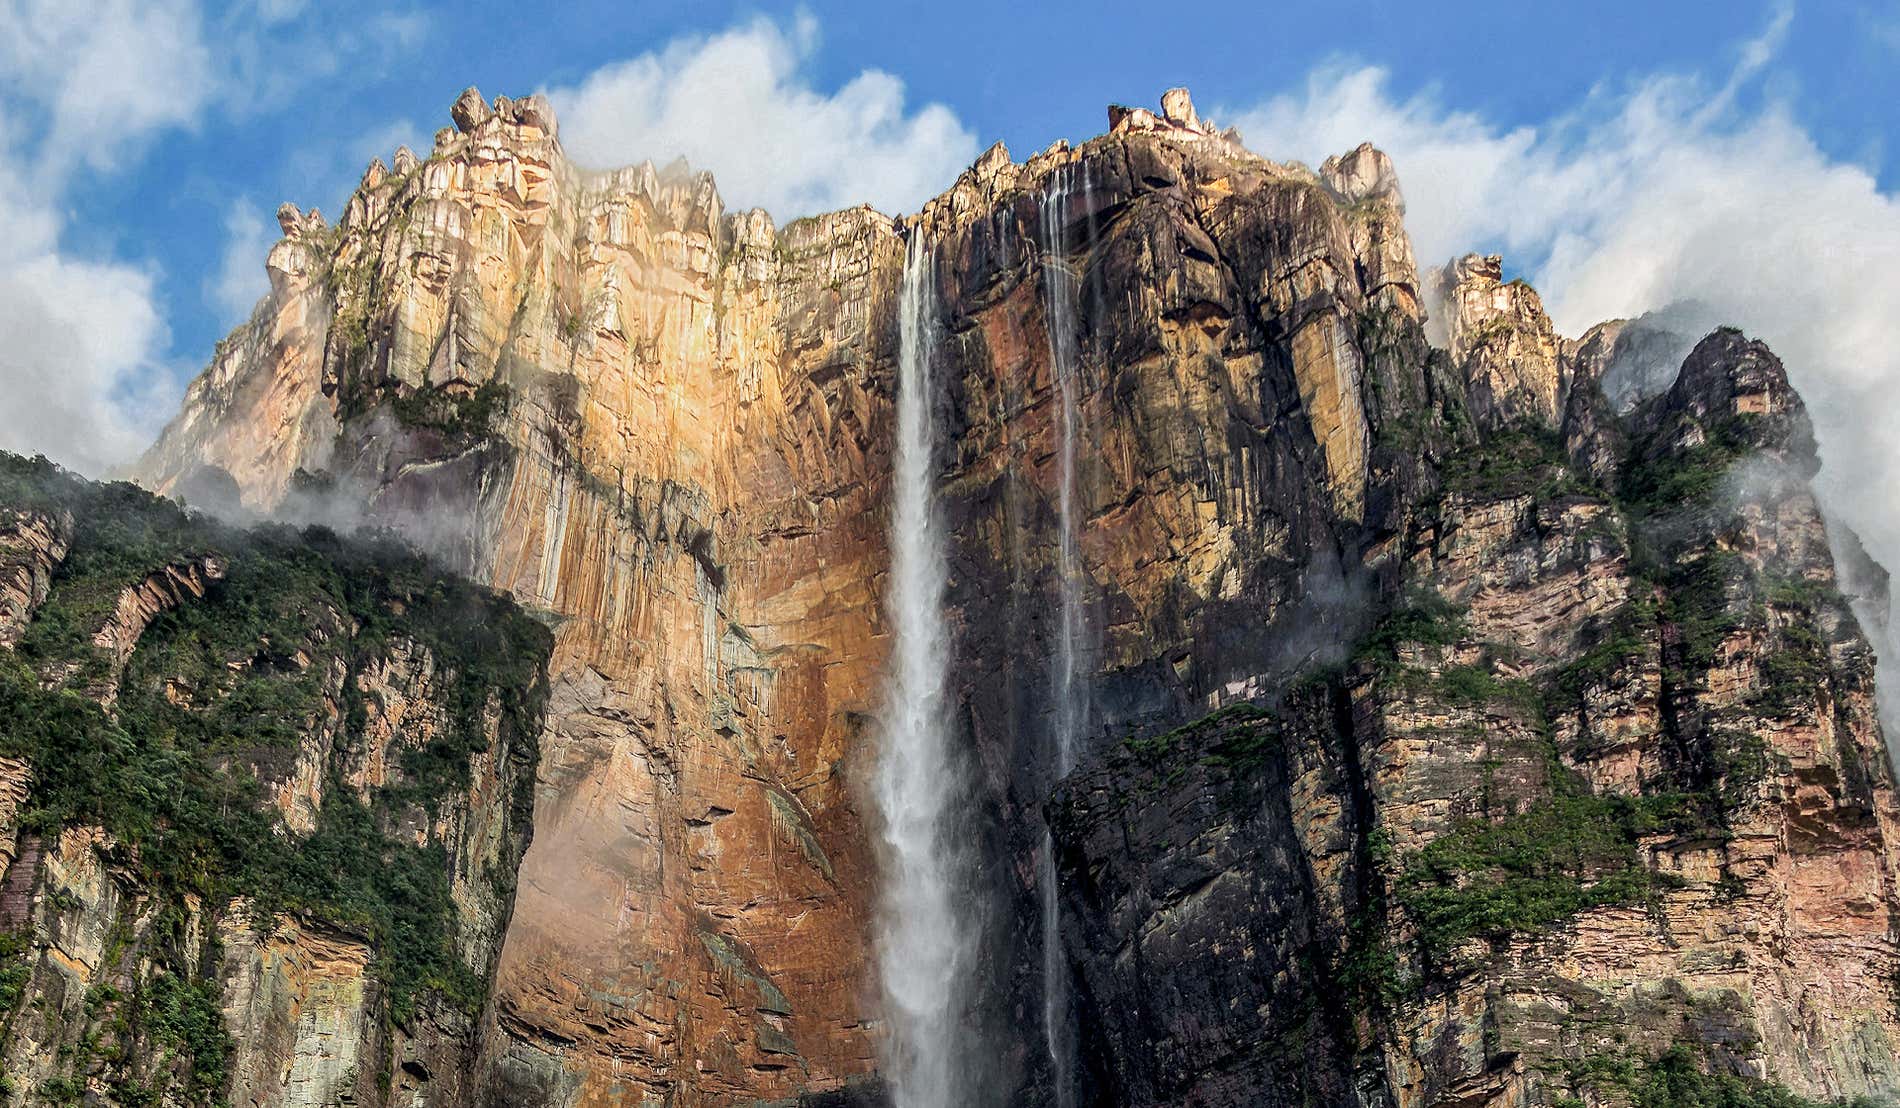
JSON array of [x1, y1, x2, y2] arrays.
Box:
[[873, 230, 967, 1108], [1038, 162, 1089, 1108], [1046, 165, 1088, 777]]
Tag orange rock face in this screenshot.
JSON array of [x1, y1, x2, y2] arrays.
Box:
[[147, 90, 905, 1104], [141, 81, 1416, 1101]]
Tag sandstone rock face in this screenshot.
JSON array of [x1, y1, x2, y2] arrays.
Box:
[[218, 910, 377, 1107], [1427, 253, 1565, 429], [134, 85, 1900, 1107], [1321, 141, 1419, 317], [140, 85, 1423, 1102], [84, 555, 226, 704], [0, 508, 70, 649], [1053, 327, 1900, 1106]]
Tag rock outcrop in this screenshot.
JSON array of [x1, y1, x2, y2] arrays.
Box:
[[122, 84, 1900, 1108], [1427, 253, 1565, 429], [0, 509, 70, 650]]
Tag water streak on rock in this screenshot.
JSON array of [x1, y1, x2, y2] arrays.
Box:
[[873, 231, 967, 1108]]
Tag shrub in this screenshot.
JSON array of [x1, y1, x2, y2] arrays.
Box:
[[1395, 793, 1694, 965], [1561, 1045, 1871, 1108]]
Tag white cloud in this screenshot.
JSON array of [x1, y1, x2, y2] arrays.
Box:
[[251, 0, 303, 24], [0, 0, 442, 480], [206, 199, 271, 325], [1228, 9, 1900, 684], [0, 0, 212, 475], [0, 0, 214, 174], [547, 12, 978, 219], [0, 135, 173, 474]]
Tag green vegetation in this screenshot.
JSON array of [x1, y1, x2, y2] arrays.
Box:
[[1657, 551, 1748, 678], [0, 931, 30, 1019], [1107, 701, 1282, 805], [1620, 416, 1760, 516], [1338, 826, 1415, 1017], [1120, 701, 1273, 764], [1099, 690, 1321, 821], [0, 452, 551, 1091], [133, 971, 232, 1100], [1749, 573, 1840, 719], [1353, 589, 1470, 668], [6, 471, 210, 684], [1435, 425, 1573, 502], [1544, 595, 1658, 719], [1386, 659, 1544, 717], [387, 379, 512, 444], [1556, 1046, 1877, 1108], [1394, 791, 1694, 966]]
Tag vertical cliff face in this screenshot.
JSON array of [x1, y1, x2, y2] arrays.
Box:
[[0, 454, 549, 1106], [148, 91, 903, 1104], [135, 84, 1900, 1107], [1048, 307, 1900, 1106]]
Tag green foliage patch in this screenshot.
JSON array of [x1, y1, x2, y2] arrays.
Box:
[[1435, 425, 1597, 503], [1394, 792, 1693, 966], [1119, 701, 1274, 766], [1620, 416, 1759, 516], [387, 379, 512, 445], [1353, 590, 1470, 668], [1556, 1045, 1876, 1108]]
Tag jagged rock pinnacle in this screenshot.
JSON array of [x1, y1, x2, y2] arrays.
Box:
[[1160, 87, 1199, 129], [451, 85, 490, 132], [1108, 86, 1223, 139]]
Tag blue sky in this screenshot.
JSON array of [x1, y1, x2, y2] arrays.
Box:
[[32, 0, 1894, 383], [6, 0, 1900, 569]]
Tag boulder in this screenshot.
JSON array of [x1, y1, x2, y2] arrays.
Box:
[[450, 86, 490, 132]]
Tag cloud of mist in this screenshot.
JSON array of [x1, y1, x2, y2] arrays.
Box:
[[1227, 8, 1900, 670], [206, 199, 271, 325], [548, 12, 980, 219]]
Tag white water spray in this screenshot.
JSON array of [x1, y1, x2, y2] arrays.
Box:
[[874, 231, 967, 1108], [1037, 162, 1089, 1108]]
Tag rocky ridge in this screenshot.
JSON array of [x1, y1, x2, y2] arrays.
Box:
[[121, 84, 1900, 1107]]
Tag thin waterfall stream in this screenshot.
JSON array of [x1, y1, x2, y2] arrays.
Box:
[[1038, 162, 1088, 1108], [873, 231, 967, 1108]]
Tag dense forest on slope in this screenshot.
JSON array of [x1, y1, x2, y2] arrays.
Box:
[[0, 453, 549, 1104]]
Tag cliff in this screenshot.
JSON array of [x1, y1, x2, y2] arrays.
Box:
[[1050, 322, 1900, 1105], [127, 84, 1900, 1107], [0, 453, 549, 1106]]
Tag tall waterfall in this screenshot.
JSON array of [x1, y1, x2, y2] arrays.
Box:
[[873, 231, 966, 1108], [1038, 162, 1089, 1108]]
